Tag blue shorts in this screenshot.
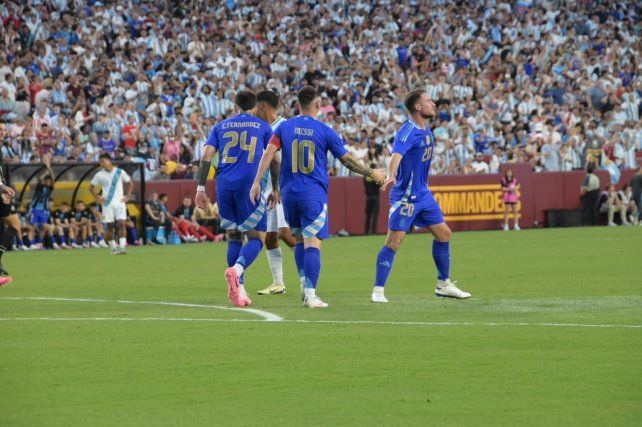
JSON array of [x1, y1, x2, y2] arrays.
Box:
[[283, 200, 329, 239], [29, 208, 48, 226], [217, 189, 266, 232], [388, 193, 444, 232]]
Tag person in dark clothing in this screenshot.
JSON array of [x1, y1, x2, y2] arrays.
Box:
[[580, 162, 601, 226], [630, 167, 642, 217], [144, 190, 171, 244], [364, 162, 380, 235]]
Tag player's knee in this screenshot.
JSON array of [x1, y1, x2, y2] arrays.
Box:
[[435, 226, 451, 242], [385, 236, 403, 251]]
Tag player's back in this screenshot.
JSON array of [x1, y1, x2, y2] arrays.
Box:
[[390, 120, 435, 203], [275, 115, 347, 203], [207, 113, 272, 191]]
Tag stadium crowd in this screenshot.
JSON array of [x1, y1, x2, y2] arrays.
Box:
[[0, 0, 640, 183]]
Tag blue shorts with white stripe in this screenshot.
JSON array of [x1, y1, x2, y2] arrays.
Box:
[[283, 200, 329, 239], [217, 189, 267, 232]]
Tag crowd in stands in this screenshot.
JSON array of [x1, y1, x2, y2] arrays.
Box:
[[0, 0, 640, 185]]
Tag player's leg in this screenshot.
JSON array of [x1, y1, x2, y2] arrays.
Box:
[[0, 210, 20, 285], [371, 229, 406, 303], [503, 204, 510, 230], [512, 204, 520, 230], [258, 203, 288, 295], [371, 200, 416, 302], [428, 222, 471, 299], [300, 202, 329, 308], [103, 205, 117, 251], [96, 220, 108, 247], [116, 220, 127, 252]]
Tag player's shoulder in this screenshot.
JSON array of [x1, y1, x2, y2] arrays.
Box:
[[396, 120, 422, 142]]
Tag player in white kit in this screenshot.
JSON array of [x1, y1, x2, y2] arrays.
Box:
[[89, 154, 134, 254], [254, 90, 296, 295]]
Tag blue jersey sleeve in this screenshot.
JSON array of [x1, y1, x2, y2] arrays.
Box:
[[326, 127, 348, 159], [392, 123, 415, 156], [205, 125, 219, 150]]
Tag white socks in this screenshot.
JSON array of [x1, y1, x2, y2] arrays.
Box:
[[119, 237, 127, 249], [304, 287, 316, 300], [109, 240, 117, 249], [233, 263, 245, 277], [266, 247, 284, 285], [373, 285, 385, 294]]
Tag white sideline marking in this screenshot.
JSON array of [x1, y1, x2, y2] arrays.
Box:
[[1, 297, 640, 329], [0, 297, 283, 322], [0, 317, 640, 329]]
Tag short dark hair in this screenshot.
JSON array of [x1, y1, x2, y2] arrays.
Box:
[[404, 89, 426, 113], [234, 90, 257, 111], [159, 193, 167, 199], [99, 153, 111, 160], [257, 90, 279, 109], [297, 86, 318, 109], [586, 162, 595, 174]]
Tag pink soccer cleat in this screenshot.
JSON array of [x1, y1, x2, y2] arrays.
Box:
[[224, 267, 244, 307], [238, 287, 252, 307], [0, 275, 13, 287]]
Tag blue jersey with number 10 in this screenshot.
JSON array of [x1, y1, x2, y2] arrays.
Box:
[[390, 120, 435, 204], [205, 113, 273, 191], [272, 116, 348, 203]]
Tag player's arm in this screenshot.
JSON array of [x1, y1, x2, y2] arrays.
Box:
[[338, 153, 385, 185], [88, 183, 104, 204], [380, 153, 402, 191], [124, 178, 133, 202], [195, 143, 217, 209], [250, 134, 280, 203]]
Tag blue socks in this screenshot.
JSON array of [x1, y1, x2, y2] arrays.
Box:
[[374, 246, 396, 287], [294, 242, 305, 281], [236, 238, 263, 270], [303, 247, 321, 289], [432, 240, 450, 280], [227, 240, 244, 284]]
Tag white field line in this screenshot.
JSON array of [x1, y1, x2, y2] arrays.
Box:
[[0, 317, 639, 329], [0, 296, 283, 322], [1, 296, 641, 329]]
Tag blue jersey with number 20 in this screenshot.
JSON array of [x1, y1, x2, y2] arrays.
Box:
[[272, 116, 348, 203], [205, 113, 273, 191], [390, 120, 435, 204]]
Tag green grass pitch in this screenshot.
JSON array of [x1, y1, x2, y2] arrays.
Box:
[[1, 227, 641, 426]]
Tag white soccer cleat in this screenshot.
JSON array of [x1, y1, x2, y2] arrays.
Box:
[[503, 223, 509, 231], [514, 224, 521, 230], [98, 240, 109, 248], [61, 243, 70, 249], [435, 279, 471, 299], [71, 242, 83, 249], [90, 241, 99, 248], [371, 286, 388, 303], [304, 296, 329, 308], [52, 242, 61, 250]]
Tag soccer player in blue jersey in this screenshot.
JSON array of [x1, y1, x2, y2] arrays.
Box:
[[254, 90, 296, 296], [373, 89, 471, 303], [251, 86, 385, 308], [195, 91, 273, 307]]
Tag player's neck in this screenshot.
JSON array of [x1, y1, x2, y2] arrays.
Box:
[[410, 114, 427, 130], [267, 113, 279, 125], [300, 109, 317, 118]]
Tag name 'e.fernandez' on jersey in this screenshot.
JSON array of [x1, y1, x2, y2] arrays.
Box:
[[270, 115, 348, 203], [390, 119, 436, 203], [205, 113, 273, 191]]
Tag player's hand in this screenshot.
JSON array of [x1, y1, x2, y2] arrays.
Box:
[[267, 190, 281, 209], [371, 169, 386, 186], [195, 190, 208, 209], [0, 184, 15, 198], [249, 182, 261, 204], [96, 195, 105, 204], [380, 174, 395, 192], [121, 195, 129, 203]]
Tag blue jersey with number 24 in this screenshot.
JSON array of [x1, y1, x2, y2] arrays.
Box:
[[205, 113, 273, 191]]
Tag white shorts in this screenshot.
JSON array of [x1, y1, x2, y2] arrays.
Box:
[[266, 203, 289, 232], [102, 202, 127, 223]]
